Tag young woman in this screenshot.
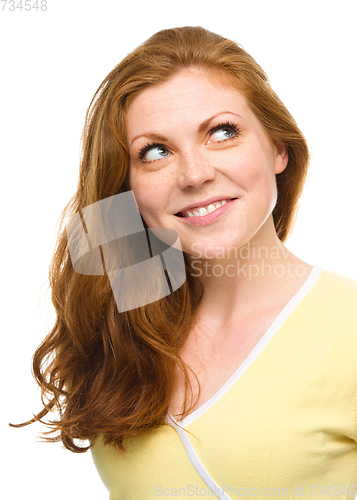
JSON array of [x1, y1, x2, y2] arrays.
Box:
[[13, 27, 357, 499]]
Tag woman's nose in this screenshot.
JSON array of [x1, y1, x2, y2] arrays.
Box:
[[176, 151, 217, 190]]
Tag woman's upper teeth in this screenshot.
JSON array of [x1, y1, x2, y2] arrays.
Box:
[[181, 199, 228, 218]]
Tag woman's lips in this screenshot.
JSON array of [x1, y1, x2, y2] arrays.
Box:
[[174, 198, 238, 226]]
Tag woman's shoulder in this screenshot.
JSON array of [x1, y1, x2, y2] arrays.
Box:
[[304, 267, 357, 377], [318, 266, 357, 297], [307, 265, 357, 326]]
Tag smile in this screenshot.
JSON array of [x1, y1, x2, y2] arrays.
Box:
[[174, 198, 238, 226], [178, 198, 233, 218]]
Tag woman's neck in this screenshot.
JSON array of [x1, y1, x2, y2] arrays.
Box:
[[186, 223, 312, 326]]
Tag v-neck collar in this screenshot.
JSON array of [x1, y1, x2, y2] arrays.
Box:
[[167, 265, 323, 428]]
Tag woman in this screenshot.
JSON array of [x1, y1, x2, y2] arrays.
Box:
[[13, 27, 357, 499]]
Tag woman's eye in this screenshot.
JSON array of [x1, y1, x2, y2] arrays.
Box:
[[209, 127, 235, 142], [141, 145, 170, 162]]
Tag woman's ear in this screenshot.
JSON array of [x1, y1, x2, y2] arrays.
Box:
[[274, 141, 289, 174]]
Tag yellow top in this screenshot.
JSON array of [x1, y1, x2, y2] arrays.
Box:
[[91, 266, 357, 499]]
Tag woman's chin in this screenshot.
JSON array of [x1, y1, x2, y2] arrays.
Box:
[[184, 244, 240, 261]]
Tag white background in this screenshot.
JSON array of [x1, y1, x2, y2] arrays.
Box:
[[1, 0, 356, 498]]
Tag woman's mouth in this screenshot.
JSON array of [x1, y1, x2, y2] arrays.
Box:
[[174, 198, 238, 226]]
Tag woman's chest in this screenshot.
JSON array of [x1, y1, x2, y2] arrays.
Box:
[[93, 333, 357, 499], [168, 309, 283, 420]]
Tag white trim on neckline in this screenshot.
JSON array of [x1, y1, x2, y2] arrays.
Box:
[[168, 417, 233, 500], [167, 265, 323, 428]]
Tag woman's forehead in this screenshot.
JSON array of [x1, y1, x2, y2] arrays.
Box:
[[126, 67, 243, 111], [125, 69, 248, 124]]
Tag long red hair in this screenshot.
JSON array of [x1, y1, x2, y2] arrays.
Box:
[[11, 26, 310, 453]]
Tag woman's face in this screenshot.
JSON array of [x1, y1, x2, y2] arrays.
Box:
[[126, 68, 288, 259]]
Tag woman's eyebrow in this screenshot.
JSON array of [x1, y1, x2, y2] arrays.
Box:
[[130, 132, 168, 147], [130, 111, 242, 147], [197, 111, 241, 133]]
